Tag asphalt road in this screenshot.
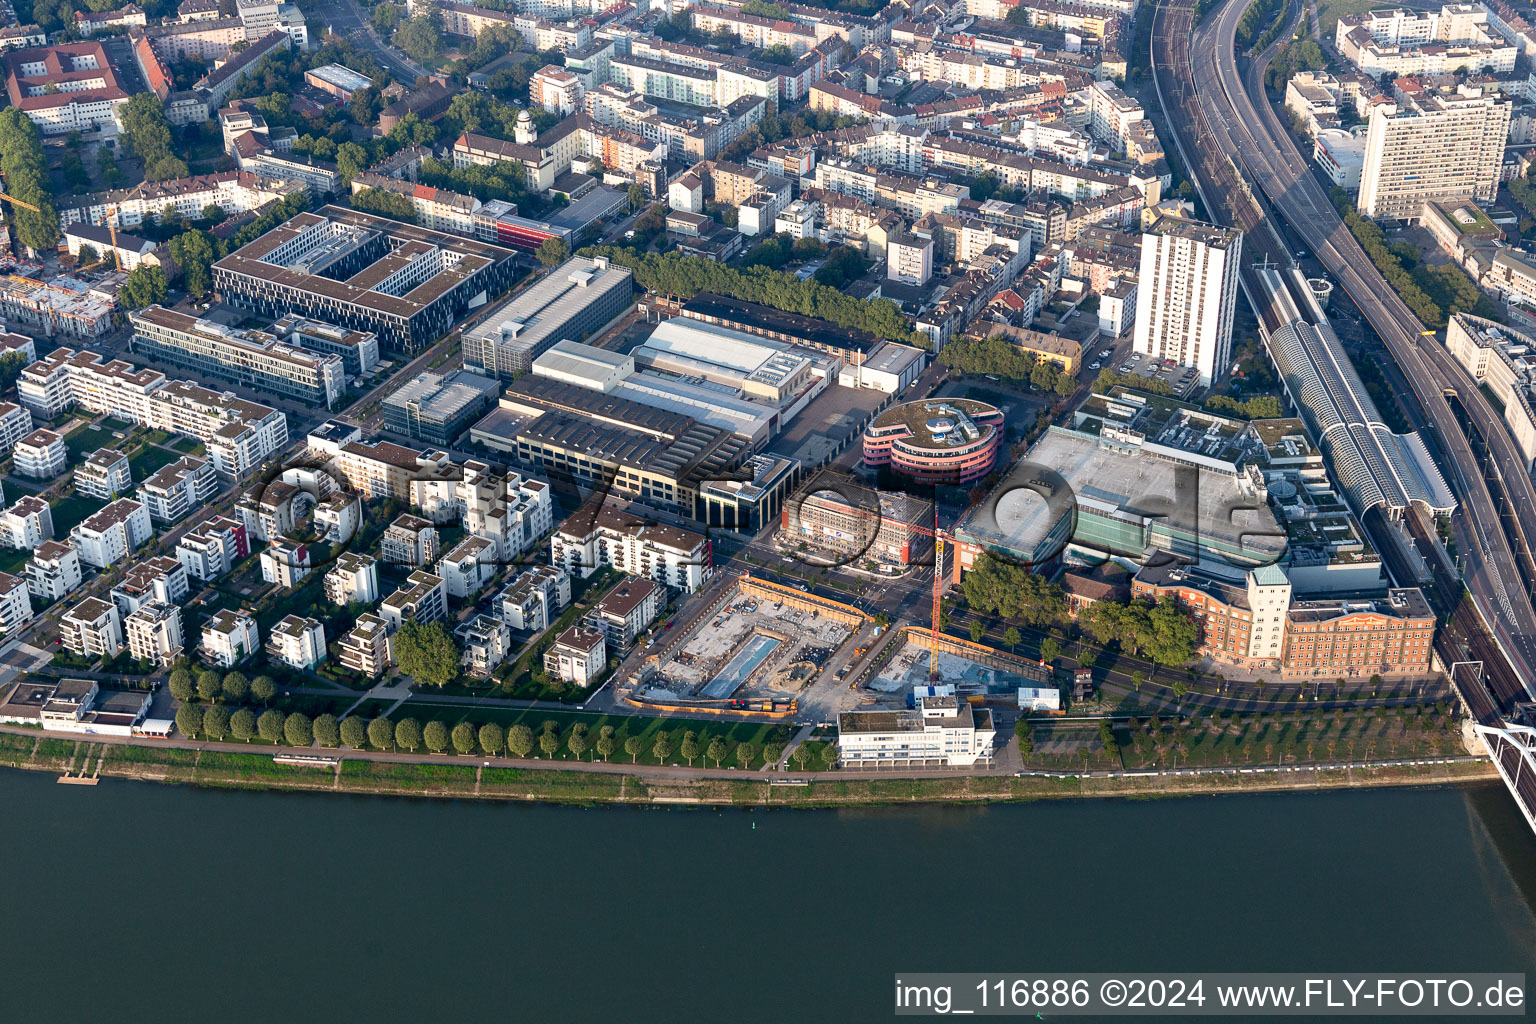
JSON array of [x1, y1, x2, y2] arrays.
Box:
[[309, 0, 427, 85], [1183, 0, 1536, 695]]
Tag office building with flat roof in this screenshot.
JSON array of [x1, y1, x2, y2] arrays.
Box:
[[130, 305, 346, 410], [461, 254, 634, 379], [212, 206, 522, 354], [1132, 213, 1242, 388], [837, 696, 996, 767], [381, 368, 501, 447]]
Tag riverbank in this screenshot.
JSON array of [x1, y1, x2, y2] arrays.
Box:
[[0, 730, 1499, 806]]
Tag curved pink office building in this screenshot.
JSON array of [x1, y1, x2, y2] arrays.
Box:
[[862, 399, 1005, 485]]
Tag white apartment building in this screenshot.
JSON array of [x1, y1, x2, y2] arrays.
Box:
[[313, 491, 361, 543], [324, 551, 379, 606], [550, 502, 710, 592], [1357, 84, 1512, 220], [437, 535, 496, 599], [259, 536, 310, 588], [1132, 214, 1243, 388], [110, 556, 190, 618], [543, 625, 606, 686], [410, 461, 553, 564], [125, 601, 184, 667], [136, 455, 217, 524], [455, 613, 512, 677], [531, 65, 584, 117], [585, 576, 661, 651], [337, 612, 393, 677], [886, 233, 934, 286], [25, 540, 82, 603], [70, 498, 152, 569], [379, 570, 448, 631], [61, 596, 121, 659], [498, 564, 571, 632], [0, 401, 33, 457], [13, 428, 66, 479], [75, 447, 132, 499], [199, 608, 259, 667], [0, 571, 34, 632], [381, 513, 439, 567], [1086, 80, 1147, 156], [175, 514, 248, 581], [18, 347, 288, 480], [0, 495, 53, 549], [266, 613, 326, 669], [836, 696, 997, 767]]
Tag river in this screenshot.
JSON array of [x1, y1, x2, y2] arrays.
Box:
[[3, 770, 1534, 1022]]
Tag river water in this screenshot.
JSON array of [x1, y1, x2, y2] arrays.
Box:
[[3, 770, 1534, 1022]]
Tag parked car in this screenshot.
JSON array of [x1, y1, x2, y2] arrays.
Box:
[[1089, 361, 1101, 370]]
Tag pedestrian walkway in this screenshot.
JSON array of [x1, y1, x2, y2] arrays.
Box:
[[778, 724, 816, 770]]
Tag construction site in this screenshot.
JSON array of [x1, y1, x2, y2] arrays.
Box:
[[627, 576, 866, 716], [865, 628, 1052, 702]]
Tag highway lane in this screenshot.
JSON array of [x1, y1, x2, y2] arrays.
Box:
[[1187, 0, 1536, 694]]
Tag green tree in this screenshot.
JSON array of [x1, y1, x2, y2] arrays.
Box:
[[393, 16, 443, 62], [1040, 637, 1062, 664], [335, 142, 369, 185], [350, 187, 417, 222], [424, 719, 450, 753], [537, 236, 569, 267], [394, 621, 460, 688], [624, 735, 643, 763], [706, 736, 728, 768], [169, 229, 217, 298], [1015, 720, 1035, 757], [257, 709, 285, 743], [168, 670, 194, 703], [819, 742, 838, 769], [508, 724, 534, 758], [313, 713, 340, 747], [540, 728, 561, 757], [791, 744, 811, 770], [680, 731, 700, 766], [627, 182, 645, 210], [340, 716, 367, 749], [251, 675, 276, 704], [395, 717, 423, 752], [200, 704, 231, 740], [283, 712, 313, 747], [118, 265, 168, 310], [230, 708, 257, 742], [969, 619, 985, 643], [367, 716, 394, 751], [735, 742, 757, 769], [652, 730, 672, 763], [1003, 626, 1021, 652], [0, 109, 61, 252], [478, 722, 504, 756], [119, 94, 175, 169], [202, 203, 226, 224], [196, 670, 222, 702], [175, 703, 202, 738], [372, 1, 402, 33], [221, 670, 248, 703], [567, 724, 589, 760], [452, 721, 477, 755], [596, 730, 616, 762]]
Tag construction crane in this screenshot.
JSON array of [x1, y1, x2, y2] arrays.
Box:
[[0, 190, 41, 263]]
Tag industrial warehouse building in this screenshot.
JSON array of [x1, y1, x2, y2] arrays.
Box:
[[212, 206, 521, 354], [461, 255, 634, 379], [381, 368, 501, 447]]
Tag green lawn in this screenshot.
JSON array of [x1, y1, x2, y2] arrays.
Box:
[[50, 493, 103, 536], [1, 474, 46, 496], [0, 546, 28, 574], [128, 444, 181, 478], [64, 424, 116, 462], [169, 436, 205, 455], [1316, 0, 1380, 36]]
